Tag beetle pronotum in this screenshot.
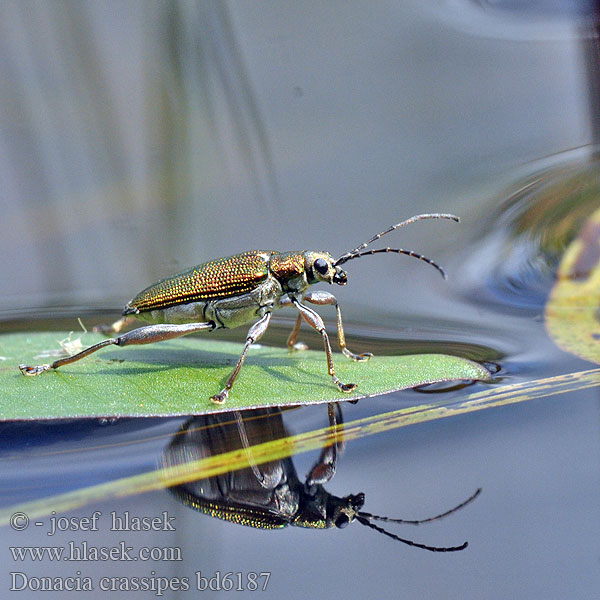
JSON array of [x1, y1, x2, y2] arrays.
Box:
[[20, 213, 459, 403]]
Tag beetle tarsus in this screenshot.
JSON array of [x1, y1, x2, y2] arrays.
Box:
[[211, 390, 228, 404], [19, 363, 51, 376], [343, 348, 373, 361], [339, 382, 357, 393], [334, 377, 357, 393]]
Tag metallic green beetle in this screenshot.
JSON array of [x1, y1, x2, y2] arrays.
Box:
[[19, 213, 458, 403]]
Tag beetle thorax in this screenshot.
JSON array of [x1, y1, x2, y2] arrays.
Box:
[[269, 252, 310, 294]]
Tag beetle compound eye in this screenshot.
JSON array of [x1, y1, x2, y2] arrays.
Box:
[[314, 258, 329, 275], [335, 514, 350, 529]]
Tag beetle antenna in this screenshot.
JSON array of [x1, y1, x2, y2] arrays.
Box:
[[358, 488, 481, 525], [335, 248, 448, 279], [335, 213, 459, 266], [355, 516, 468, 552]]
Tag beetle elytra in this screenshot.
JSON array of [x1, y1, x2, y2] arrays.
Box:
[[19, 213, 459, 403]]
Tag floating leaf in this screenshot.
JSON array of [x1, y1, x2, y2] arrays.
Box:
[[1, 367, 597, 524], [545, 206, 600, 363], [0, 332, 489, 420]]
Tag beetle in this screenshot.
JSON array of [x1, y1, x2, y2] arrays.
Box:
[[19, 213, 459, 403], [163, 406, 480, 551]]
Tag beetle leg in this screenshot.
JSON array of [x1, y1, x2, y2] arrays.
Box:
[[211, 312, 272, 404], [306, 402, 345, 488], [285, 313, 309, 352], [303, 291, 373, 361], [19, 322, 214, 376], [234, 410, 282, 488], [291, 299, 357, 393], [279, 296, 308, 351]]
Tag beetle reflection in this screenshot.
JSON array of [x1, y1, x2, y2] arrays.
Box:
[[162, 405, 480, 552]]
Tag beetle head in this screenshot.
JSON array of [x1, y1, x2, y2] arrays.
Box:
[[327, 492, 365, 529], [292, 487, 365, 529], [304, 250, 348, 285], [304, 251, 348, 286]]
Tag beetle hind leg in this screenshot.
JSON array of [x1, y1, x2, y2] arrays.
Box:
[[19, 322, 214, 376]]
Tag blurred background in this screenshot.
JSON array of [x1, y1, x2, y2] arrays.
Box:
[[0, 0, 590, 319], [1, 2, 599, 599]]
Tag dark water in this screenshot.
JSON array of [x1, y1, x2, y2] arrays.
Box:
[[1, 3, 599, 599]]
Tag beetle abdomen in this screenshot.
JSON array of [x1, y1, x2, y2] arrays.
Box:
[[124, 251, 273, 314]]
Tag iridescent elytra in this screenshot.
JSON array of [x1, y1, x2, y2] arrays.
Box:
[[19, 213, 459, 403]]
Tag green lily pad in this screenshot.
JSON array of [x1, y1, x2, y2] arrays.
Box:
[[1, 367, 594, 524], [0, 331, 490, 420]]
